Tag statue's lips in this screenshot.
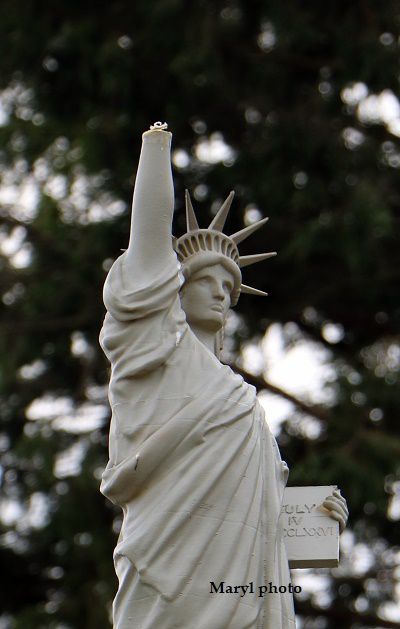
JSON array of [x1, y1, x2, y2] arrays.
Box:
[[210, 304, 224, 313]]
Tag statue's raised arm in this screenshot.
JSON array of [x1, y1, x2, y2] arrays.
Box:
[[125, 122, 175, 281]]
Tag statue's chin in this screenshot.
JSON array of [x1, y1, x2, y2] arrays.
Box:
[[185, 312, 225, 334]]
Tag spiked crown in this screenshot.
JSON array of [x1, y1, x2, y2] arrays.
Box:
[[175, 190, 276, 306]]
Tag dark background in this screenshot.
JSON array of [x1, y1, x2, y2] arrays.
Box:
[[0, 1, 399, 627]]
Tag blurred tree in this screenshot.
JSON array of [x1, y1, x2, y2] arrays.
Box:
[[0, 1, 399, 627]]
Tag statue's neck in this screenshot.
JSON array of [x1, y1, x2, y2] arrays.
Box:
[[190, 325, 217, 355]]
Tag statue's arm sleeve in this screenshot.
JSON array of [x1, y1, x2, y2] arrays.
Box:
[[100, 128, 186, 373], [102, 126, 182, 322]]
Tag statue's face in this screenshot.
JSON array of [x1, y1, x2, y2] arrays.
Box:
[[180, 263, 234, 333]]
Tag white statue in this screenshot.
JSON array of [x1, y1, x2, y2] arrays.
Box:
[[100, 124, 348, 628]]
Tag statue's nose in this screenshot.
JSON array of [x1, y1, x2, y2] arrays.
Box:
[[213, 284, 225, 299]]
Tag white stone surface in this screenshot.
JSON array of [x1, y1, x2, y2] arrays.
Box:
[[99, 127, 347, 628], [99, 128, 296, 628], [282, 486, 339, 568]]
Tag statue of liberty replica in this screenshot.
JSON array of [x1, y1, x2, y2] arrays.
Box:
[[99, 123, 347, 628]]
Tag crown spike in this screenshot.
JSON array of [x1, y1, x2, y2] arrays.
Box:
[[185, 189, 199, 231], [208, 191, 235, 232], [239, 252, 277, 268], [240, 284, 269, 297], [230, 216, 269, 244]]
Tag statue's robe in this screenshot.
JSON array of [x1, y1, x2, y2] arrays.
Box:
[[100, 253, 296, 629]]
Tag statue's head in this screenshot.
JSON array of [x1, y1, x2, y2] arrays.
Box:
[[176, 189, 275, 295], [180, 262, 235, 334], [175, 190, 276, 353]]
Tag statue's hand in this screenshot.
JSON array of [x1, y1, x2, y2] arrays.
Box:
[[322, 489, 348, 533]]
